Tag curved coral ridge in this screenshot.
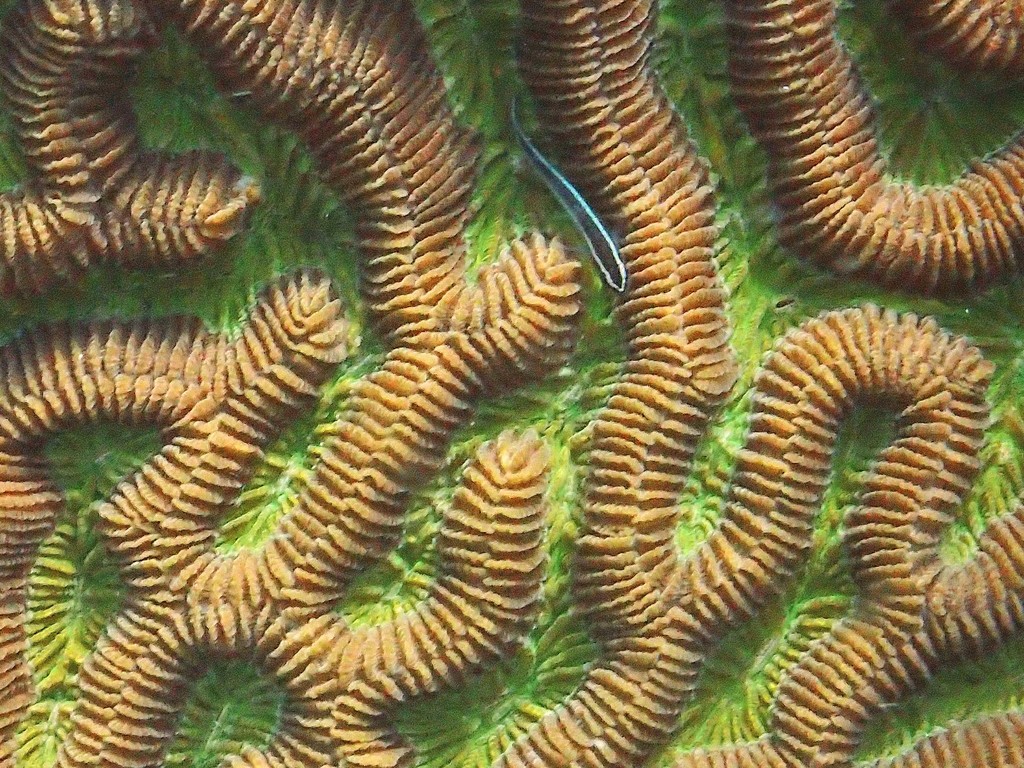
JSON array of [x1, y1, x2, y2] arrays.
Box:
[[0, 0, 585, 764], [504, 0, 736, 764], [333, 430, 553, 768], [156, 0, 494, 341], [0, 270, 347, 761], [670, 307, 1024, 768], [2, 0, 1024, 766], [726, 0, 1024, 294], [893, 0, 1024, 77], [511, 0, 1024, 766], [0, 0, 260, 293]]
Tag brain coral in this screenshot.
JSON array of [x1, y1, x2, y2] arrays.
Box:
[[1, 0, 1024, 767]]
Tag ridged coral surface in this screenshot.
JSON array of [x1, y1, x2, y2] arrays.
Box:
[[1, 0, 1024, 767]]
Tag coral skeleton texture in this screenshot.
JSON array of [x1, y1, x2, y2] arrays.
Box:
[[0, 0, 1023, 767], [0, 0, 259, 293], [727, 0, 1024, 295]]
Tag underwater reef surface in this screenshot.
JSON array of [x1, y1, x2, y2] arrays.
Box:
[[1, 0, 1024, 766]]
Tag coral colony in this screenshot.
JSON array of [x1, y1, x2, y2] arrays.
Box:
[[1, 0, 1024, 767]]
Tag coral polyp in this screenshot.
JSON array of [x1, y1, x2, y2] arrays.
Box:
[[1, 0, 1024, 766]]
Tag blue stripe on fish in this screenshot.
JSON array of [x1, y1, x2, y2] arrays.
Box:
[[510, 99, 627, 294]]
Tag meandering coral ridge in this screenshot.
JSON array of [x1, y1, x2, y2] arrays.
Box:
[[726, 0, 1024, 294], [0, 0, 260, 293], [0, 0, 1023, 766]]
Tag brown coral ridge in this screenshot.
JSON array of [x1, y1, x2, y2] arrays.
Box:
[[502, 0, 738, 766], [38, 234, 577, 768], [892, 0, 1024, 77], [0, 0, 259, 294], [0, 269, 347, 767], [31, 235, 577, 768], [52, 428, 553, 768], [513, 1, 1024, 762], [53, 0, 587, 616], [0, 0, 586, 761], [669, 521, 1024, 768], [726, 0, 1024, 295], [671, 309, 1024, 768], [332, 431, 552, 768], [268, 236, 580, 615], [874, 712, 1024, 768], [141, 0, 499, 342], [495, 295, 998, 767], [850, 513, 1024, 768]]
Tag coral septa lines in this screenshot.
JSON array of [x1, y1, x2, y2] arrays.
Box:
[[0, 0, 259, 293]]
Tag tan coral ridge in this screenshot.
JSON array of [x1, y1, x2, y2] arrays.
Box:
[[726, 0, 1024, 295], [0, 0, 260, 294], [147, 0, 498, 341], [669, 308, 1024, 768], [893, 0, 1024, 77], [510, 0, 1024, 767], [1, 239, 581, 768], [0, 0, 586, 765], [506, 0, 737, 765], [4, 1, 1024, 767], [0, 269, 347, 765]]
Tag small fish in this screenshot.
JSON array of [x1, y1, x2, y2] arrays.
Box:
[[510, 98, 627, 294]]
